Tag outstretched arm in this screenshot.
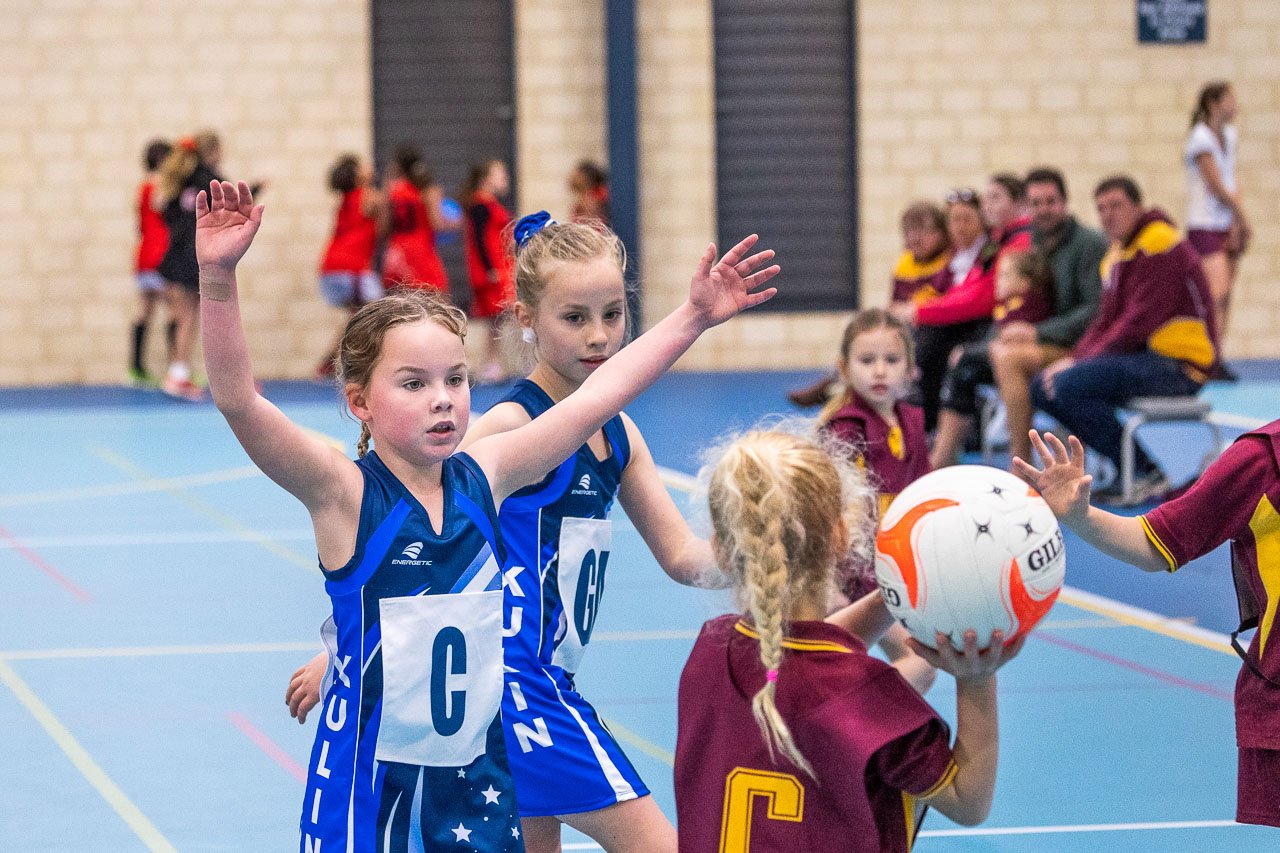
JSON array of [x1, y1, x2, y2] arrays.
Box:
[[1012, 430, 1165, 572], [469, 236, 780, 503], [199, 180, 358, 511]]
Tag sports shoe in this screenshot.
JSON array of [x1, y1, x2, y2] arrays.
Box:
[[128, 367, 157, 388], [1095, 469, 1170, 508], [787, 375, 837, 408], [162, 375, 207, 402]]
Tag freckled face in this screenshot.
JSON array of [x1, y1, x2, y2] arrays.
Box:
[[355, 319, 470, 465]]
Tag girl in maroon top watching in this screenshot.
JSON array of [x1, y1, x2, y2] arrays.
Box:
[[817, 308, 935, 693]]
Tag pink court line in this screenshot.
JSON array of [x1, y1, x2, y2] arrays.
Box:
[[0, 523, 92, 602], [227, 711, 308, 783], [1035, 632, 1233, 702]]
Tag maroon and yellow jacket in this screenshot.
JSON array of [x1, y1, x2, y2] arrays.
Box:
[[1073, 209, 1218, 381], [890, 249, 951, 304]]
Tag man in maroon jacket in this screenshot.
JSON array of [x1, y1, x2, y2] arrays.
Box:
[[1031, 175, 1218, 504]]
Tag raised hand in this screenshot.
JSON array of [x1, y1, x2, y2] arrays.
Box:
[[196, 180, 264, 272], [1012, 430, 1091, 525], [686, 234, 780, 330]]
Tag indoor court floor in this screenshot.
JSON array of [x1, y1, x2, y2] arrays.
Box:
[[1, 365, 1276, 851]]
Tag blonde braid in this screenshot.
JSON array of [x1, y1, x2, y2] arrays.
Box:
[[356, 422, 372, 458]]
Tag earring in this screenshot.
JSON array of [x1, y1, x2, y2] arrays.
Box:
[[521, 327, 536, 344]]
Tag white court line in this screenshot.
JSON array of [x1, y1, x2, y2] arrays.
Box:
[[0, 642, 323, 661], [0, 658, 176, 851], [919, 819, 1242, 837], [1207, 411, 1265, 431], [0, 529, 314, 549], [0, 465, 263, 508], [563, 818, 1248, 849]]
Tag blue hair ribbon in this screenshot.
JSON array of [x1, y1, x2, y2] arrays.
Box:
[[513, 210, 557, 249]]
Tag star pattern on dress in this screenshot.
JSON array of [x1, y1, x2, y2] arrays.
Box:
[[481, 784, 501, 805], [511, 826, 521, 839], [457, 768, 467, 779], [451, 822, 472, 843]]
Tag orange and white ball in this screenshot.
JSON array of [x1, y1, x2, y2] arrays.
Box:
[[874, 465, 1065, 651]]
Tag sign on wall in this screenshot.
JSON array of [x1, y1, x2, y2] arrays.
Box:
[[1138, 0, 1207, 44]]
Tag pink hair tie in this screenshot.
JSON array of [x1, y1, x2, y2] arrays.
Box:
[[765, 669, 779, 683]]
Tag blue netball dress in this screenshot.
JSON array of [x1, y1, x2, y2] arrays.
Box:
[[300, 451, 524, 852], [497, 379, 650, 817]]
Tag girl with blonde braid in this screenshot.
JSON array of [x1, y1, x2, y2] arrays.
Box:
[[674, 430, 1023, 852]]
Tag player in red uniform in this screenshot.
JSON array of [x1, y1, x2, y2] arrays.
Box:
[[315, 154, 386, 377], [382, 143, 458, 292], [817, 308, 934, 693], [675, 430, 1023, 852], [1016, 425, 1280, 827], [131, 138, 173, 385], [462, 159, 516, 383]]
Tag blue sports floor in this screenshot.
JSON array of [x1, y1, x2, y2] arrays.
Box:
[[1, 366, 1277, 851]]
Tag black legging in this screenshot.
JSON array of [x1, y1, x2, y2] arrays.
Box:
[[912, 319, 990, 431]]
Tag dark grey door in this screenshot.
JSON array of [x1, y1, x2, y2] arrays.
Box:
[[371, 1, 517, 307], [713, 0, 858, 311]]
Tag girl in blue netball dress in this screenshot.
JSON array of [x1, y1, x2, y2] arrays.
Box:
[[290, 215, 734, 851], [196, 181, 779, 852]]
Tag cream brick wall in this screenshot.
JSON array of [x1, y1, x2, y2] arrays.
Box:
[[513, 1, 608, 221], [2, 0, 372, 385], [858, 0, 1280, 361], [10, 1, 1280, 387]]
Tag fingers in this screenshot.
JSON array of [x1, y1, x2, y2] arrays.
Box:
[[237, 180, 254, 214], [1044, 431, 1071, 465], [1011, 456, 1041, 485], [1028, 429, 1052, 465], [693, 242, 716, 280], [732, 249, 775, 278], [742, 264, 781, 290], [208, 179, 224, 210], [195, 189, 209, 218], [717, 233, 759, 268], [741, 286, 778, 309], [1067, 435, 1086, 463]]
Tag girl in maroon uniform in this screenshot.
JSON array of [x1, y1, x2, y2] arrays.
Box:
[[1016, 425, 1280, 827], [382, 143, 458, 293], [131, 138, 173, 385], [675, 430, 1022, 852], [817, 308, 935, 692], [462, 159, 516, 383], [316, 154, 386, 377]]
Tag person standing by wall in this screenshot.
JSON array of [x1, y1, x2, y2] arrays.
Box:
[[130, 138, 173, 386], [1185, 81, 1249, 360], [383, 143, 460, 292]]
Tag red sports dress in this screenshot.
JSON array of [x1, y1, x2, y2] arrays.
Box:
[[135, 180, 169, 274], [1142, 419, 1280, 827], [320, 187, 377, 276], [676, 616, 956, 852], [464, 191, 514, 318], [383, 178, 447, 291]]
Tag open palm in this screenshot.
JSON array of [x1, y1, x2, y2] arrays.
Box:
[[1012, 430, 1092, 525], [687, 234, 780, 329], [196, 180, 264, 271]]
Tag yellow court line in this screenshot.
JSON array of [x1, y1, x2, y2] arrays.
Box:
[[0, 658, 176, 851], [88, 446, 319, 575], [601, 717, 675, 767], [1056, 588, 1237, 658]]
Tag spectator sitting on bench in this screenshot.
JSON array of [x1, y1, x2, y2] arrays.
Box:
[[1030, 175, 1219, 505], [929, 249, 1054, 469], [990, 167, 1109, 467], [891, 175, 1032, 432]]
